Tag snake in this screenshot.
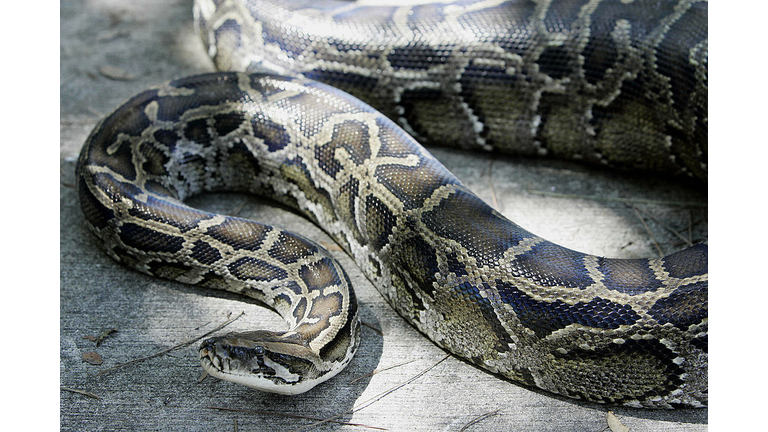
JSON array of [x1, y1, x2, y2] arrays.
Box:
[[76, 0, 707, 408]]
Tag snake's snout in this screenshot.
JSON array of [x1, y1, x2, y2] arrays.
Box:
[[199, 338, 226, 373], [199, 338, 216, 353], [199, 336, 264, 371]]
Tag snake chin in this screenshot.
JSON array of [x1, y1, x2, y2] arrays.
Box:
[[199, 331, 325, 395]]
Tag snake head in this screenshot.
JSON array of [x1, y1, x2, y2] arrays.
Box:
[[199, 330, 326, 395]]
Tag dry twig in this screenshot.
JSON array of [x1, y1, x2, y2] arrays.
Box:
[[95, 311, 244, 377], [632, 207, 663, 257], [207, 406, 387, 430], [230, 199, 249, 216], [528, 190, 707, 208], [61, 386, 101, 400], [487, 161, 500, 211], [361, 320, 383, 335], [459, 409, 500, 432], [349, 359, 415, 384], [633, 206, 694, 247], [292, 355, 450, 432]]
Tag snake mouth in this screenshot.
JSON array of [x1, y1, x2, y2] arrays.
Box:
[[199, 339, 226, 374]]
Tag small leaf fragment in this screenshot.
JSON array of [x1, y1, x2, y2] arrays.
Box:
[[82, 351, 104, 366], [95, 328, 118, 346], [607, 411, 630, 432]]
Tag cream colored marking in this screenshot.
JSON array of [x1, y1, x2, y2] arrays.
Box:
[[105, 134, 130, 155], [144, 101, 159, 123], [156, 85, 195, 98], [391, 6, 416, 40], [235, 72, 257, 95], [500, 235, 547, 262], [194, 0, 216, 24], [355, 0, 444, 5], [443, 0, 508, 17]]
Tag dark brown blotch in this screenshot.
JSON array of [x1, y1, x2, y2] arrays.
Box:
[[267, 232, 317, 264], [647, 280, 707, 329], [599, 258, 664, 294], [128, 195, 211, 233], [184, 118, 213, 145], [190, 240, 223, 265], [214, 112, 246, 137], [138, 141, 170, 177], [299, 257, 341, 291], [294, 291, 344, 341], [118, 222, 185, 254], [364, 195, 395, 251], [206, 218, 271, 251], [662, 244, 707, 279], [227, 256, 287, 282]]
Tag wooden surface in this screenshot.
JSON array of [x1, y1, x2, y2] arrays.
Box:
[[60, 1, 708, 430]]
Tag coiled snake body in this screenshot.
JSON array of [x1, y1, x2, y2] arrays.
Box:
[[77, 0, 707, 407]]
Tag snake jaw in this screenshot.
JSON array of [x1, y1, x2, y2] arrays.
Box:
[[198, 332, 327, 395]]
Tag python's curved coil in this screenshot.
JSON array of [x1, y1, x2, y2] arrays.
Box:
[[195, 0, 707, 180], [76, 0, 707, 408]]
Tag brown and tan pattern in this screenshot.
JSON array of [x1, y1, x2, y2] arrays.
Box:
[[77, 0, 707, 408]]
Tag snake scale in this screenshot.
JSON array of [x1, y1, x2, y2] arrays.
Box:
[[76, 0, 707, 408]]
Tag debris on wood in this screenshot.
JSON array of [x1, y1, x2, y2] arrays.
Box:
[[96, 29, 131, 42], [361, 320, 383, 335], [95, 329, 118, 346], [96, 312, 244, 377], [607, 411, 630, 432], [61, 386, 101, 400], [319, 241, 343, 251], [207, 406, 387, 430], [295, 355, 450, 432], [459, 409, 500, 432], [349, 359, 415, 384], [82, 351, 104, 365], [98, 65, 137, 81], [84, 328, 118, 346]]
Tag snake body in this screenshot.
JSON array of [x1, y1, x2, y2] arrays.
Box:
[[195, 0, 707, 180], [77, 0, 707, 407]]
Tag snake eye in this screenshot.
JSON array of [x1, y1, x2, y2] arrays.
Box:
[[253, 346, 265, 357]]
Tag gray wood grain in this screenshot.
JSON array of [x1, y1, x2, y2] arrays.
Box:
[[60, 1, 707, 430]]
